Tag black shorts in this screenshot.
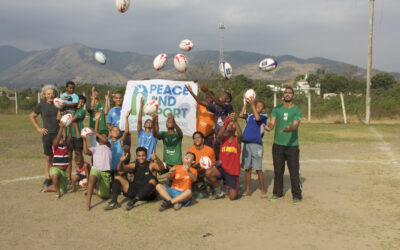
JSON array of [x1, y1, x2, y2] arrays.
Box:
[[126, 181, 157, 201], [42, 132, 57, 155], [218, 168, 239, 191], [68, 137, 83, 151], [77, 173, 86, 180]]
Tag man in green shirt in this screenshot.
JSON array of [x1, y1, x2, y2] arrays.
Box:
[[153, 113, 183, 173], [265, 87, 302, 204], [86, 87, 110, 147]]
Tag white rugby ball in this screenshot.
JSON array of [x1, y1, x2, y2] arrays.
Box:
[[244, 89, 256, 102], [199, 156, 212, 169], [259, 58, 278, 72], [61, 114, 73, 127], [219, 61, 232, 80], [116, 0, 130, 13], [179, 39, 194, 52], [143, 99, 159, 115], [94, 51, 106, 64], [81, 127, 93, 138], [53, 97, 64, 109], [174, 54, 188, 73], [153, 53, 168, 71], [79, 178, 87, 187]]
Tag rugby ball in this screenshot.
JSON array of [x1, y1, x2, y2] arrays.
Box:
[[61, 114, 73, 127], [116, 0, 130, 13], [153, 53, 168, 71], [79, 178, 87, 187], [94, 51, 106, 64], [244, 89, 256, 102], [174, 54, 188, 73], [219, 61, 232, 80], [259, 58, 278, 72], [53, 97, 64, 109], [81, 127, 93, 138], [143, 99, 159, 115], [199, 156, 212, 169], [179, 39, 194, 52]]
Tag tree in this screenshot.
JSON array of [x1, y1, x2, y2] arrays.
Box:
[[371, 73, 396, 90]]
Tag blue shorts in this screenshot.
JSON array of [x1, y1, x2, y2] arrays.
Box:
[[241, 143, 264, 170], [164, 185, 192, 207], [218, 168, 239, 191]]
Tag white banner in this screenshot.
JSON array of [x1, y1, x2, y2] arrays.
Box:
[[120, 79, 198, 136]]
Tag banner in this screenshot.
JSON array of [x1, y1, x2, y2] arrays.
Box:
[[120, 79, 198, 136]]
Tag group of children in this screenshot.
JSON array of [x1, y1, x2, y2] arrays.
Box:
[[40, 80, 273, 211]]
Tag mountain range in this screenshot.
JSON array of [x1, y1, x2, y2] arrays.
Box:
[[0, 43, 398, 88]]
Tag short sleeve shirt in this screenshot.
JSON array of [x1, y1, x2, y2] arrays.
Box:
[[70, 108, 86, 137], [33, 102, 59, 133], [187, 145, 216, 165], [196, 104, 215, 138], [86, 103, 108, 135], [60, 92, 79, 104], [207, 103, 233, 138], [271, 104, 302, 146], [108, 138, 124, 171], [138, 130, 158, 160], [242, 113, 268, 144], [107, 107, 121, 128], [171, 165, 198, 191], [159, 131, 182, 165], [90, 145, 112, 171], [219, 136, 241, 176]]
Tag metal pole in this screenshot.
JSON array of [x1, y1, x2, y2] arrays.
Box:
[[273, 90, 277, 107], [308, 92, 311, 121], [340, 93, 347, 124], [366, 0, 375, 124], [38, 91, 40, 104], [218, 23, 225, 65], [15, 90, 18, 115]]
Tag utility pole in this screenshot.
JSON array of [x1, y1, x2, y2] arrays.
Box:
[[366, 0, 375, 125], [218, 23, 225, 66]]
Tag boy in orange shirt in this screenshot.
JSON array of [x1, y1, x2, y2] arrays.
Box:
[[156, 152, 197, 211]]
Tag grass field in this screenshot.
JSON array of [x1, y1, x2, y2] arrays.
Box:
[[0, 114, 399, 249]]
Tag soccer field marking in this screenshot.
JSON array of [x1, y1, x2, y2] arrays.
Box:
[[369, 127, 400, 167], [0, 175, 43, 185]]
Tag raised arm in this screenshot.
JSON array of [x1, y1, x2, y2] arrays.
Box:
[[248, 97, 260, 121], [94, 112, 108, 143], [185, 84, 208, 107], [168, 113, 183, 138], [233, 119, 242, 144], [239, 101, 247, 119], [82, 137, 92, 156], [137, 98, 144, 132], [117, 152, 136, 173], [152, 113, 161, 139], [66, 126, 72, 145], [200, 85, 224, 107], [104, 90, 110, 116], [149, 152, 165, 172], [217, 122, 227, 141], [88, 87, 96, 112], [53, 123, 65, 148], [120, 110, 131, 146]]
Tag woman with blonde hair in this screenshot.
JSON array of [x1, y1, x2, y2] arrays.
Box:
[[30, 85, 60, 190]]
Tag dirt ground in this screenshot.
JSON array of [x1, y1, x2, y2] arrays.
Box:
[[0, 115, 399, 249]]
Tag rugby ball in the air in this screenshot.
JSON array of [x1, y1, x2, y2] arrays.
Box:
[[79, 178, 87, 187], [219, 61, 232, 80], [259, 58, 278, 72], [94, 51, 106, 64], [179, 39, 194, 52], [53, 97, 64, 109], [61, 114, 73, 127], [199, 156, 212, 169], [153, 53, 168, 71], [244, 89, 256, 102], [143, 99, 159, 115], [81, 127, 93, 138], [116, 0, 130, 13], [174, 54, 188, 73]]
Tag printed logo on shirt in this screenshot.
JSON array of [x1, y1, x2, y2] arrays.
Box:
[[284, 113, 288, 121], [221, 146, 237, 153], [166, 149, 176, 155]]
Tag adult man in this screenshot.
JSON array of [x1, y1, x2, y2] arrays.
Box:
[[104, 147, 164, 211], [264, 87, 302, 204]]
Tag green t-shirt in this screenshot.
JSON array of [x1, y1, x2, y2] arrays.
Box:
[[85, 103, 108, 135], [271, 104, 302, 146], [159, 131, 183, 165], [68, 108, 86, 138]]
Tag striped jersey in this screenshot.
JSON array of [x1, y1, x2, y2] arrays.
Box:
[[52, 143, 69, 167]]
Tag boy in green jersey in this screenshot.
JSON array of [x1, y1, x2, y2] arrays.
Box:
[[264, 87, 302, 204], [86, 87, 110, 147]]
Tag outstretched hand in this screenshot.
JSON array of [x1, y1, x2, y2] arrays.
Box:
[[140, 97, 144, 107], [185, 84, 193, 93], [94, 111, 101, 120], [120, 152, 129, 163], [280, 122, 293, 133], [200, 85, 208, 92], [126, 109, 131, 119]]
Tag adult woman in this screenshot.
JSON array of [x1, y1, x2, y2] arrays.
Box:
[[30, 85, 59, 190]]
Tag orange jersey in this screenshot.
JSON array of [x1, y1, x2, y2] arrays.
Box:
[[187, 145, 216, 165], [171, 165, 198, 191], [197, 104, 215, 138]]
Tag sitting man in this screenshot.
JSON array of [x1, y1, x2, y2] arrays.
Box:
[[104, 147, 165, 211], [156, 152, 198, 211]]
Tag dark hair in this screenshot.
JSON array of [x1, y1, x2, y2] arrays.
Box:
[[224, 91, 232, 102], [136, 146, 148, 155], [114, 91, 123, 97], [79, 95, 86, 104], [284, 86, 294, 94], [256, 100, 265, 108], [66, 81, 75, 88], [192, 131, 205, 139], [186, 152, 196, 163]]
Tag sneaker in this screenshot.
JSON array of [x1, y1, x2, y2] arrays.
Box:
[[158, 200, 172, 212], [104, 201, 121, 210], [173, 203, 183, 211], [125, 199, 137, 211], [56, 193, 63, 199], [269, 195, 280, 201], [293, 198, 302, 205]]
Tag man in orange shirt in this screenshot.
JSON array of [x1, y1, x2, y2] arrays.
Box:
[[156, 152, 198, 211], [186, 84, 215, 148]]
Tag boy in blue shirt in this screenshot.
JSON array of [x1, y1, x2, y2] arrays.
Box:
[[60, 81, 81, 140], [239, 97, 268, 197], [137, 98, 158, 160]]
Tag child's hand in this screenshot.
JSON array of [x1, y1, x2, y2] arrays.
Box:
[[185, 84, 193, 93], [91, 87, 95, 97], [182, 165, 189, 171], [94, 112, 101, 120], [200, 85, 208, 92], [169, 167, 176, 174], [152, 113, 158, 120], [120, 152, 129, 162], [150, 152, 157, 160], [248, 96, 255, 105], [105, 90, 110, 100], [126, 109, 131, 119], [140, 98, 144, 107]]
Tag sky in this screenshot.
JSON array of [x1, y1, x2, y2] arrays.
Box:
[[0, 0, 399, 72]]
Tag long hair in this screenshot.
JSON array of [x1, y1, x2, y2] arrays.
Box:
[[40, 85, 58, 100]]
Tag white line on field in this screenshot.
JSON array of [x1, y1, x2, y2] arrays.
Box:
[[369, 127, 400, 167], [0, 175, 43, 184]]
